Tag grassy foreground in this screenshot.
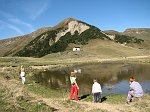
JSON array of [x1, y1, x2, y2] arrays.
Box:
[[0, 87, 56, 112]]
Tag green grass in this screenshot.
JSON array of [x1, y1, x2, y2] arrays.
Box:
[[18, 100, 56, 112], [133, 95, 150, 112], [61, 100, 82, 111], [0, 87, 55, 112], [83, 94, 127, 104], [87, 109, 109, 112], [104, 94, 126, 104], [26, 82, 69, 98], [0, 88, 9, 112]]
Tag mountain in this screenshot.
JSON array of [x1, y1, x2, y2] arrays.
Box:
[[11, 18, 111, 57], [0, 27, 52, 57], [104, 30, 120, 35], [104, 28, 150, 49], [123, 28, 150, 41], [122, 28, 150, 49], [123, 28, 150, 35], [0, 18, 147, 57]]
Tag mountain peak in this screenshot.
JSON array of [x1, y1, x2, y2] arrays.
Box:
[[62, 18, 77, 23], [54, 18, 90, 42], [54, 18, 78, 29], [104, 30, 120, 35]]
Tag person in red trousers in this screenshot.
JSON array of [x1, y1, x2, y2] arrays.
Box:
[[69, 72, 79, 101]]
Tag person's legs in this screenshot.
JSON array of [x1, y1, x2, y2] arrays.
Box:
[[74, 85, 78, 101], [96, 93, 99, 102], [21, 77, 25, 84], [127, 90, 134, 103], [96, 92, 101, 103], [93, 93, 100, 103], [98, 92, 102, 103], [93, 93, 97, 103], [23, 77, 25, 84], [70, 85, 75, 100]]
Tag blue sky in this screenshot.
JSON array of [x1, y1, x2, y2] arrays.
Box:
[[0, 0, 150, 40]]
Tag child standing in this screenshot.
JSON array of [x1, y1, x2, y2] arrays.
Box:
[[20, 65, 25, 84], [92, 79, 102, 103], [69, 72, 79, 101]]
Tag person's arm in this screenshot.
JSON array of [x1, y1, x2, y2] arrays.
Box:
[[92, 85, 94, 94], [130, 83, 134, 91], [74, 75, 79, 89], [99, 84, 102, 93]]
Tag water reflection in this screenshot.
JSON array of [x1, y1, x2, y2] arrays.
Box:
[[33, 63, 150, 94]]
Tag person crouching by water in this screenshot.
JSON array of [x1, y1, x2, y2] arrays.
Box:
[[92, 79, 102, 103], [69, 72, 79, 101], [20, 65, 25, 84], [127, 77, 143, 104]]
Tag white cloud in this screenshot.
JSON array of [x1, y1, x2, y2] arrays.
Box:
[[0, 20, 24, 35], [31, 2, 48, 19], [0, 10, 12, 18], [9, 18, 35, 31], [8, 24, 24, 35], [30, 0, 51, 20], [0, 0, 52, 38], [0, 10, 35, 32]]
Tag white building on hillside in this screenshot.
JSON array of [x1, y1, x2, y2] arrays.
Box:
[[73, 47, 80, 52]]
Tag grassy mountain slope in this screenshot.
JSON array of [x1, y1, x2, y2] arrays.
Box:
[[123, 28, 150, 49], [0, 27, 52, 57], [43, 39, 150, 60], [105, 28, 150, 49]]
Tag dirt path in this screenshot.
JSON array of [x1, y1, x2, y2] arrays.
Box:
[[96, 55, 150, 62], [79, 101, 137, 112]]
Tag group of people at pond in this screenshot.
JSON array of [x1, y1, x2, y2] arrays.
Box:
[[19, 66, 144, 104], [69, 71, 144, 104]]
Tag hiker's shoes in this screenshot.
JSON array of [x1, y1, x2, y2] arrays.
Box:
[[129, 99, 132, 102]]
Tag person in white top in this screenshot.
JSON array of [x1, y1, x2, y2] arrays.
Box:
[[20, 65, 25, 84], [92, 79, 102, 103]]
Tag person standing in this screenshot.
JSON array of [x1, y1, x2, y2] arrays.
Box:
[[92, 79, 102, 103], [20, 65, 25, 84], [127, 77, 144, 104], [69, 72, 79, 101]]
